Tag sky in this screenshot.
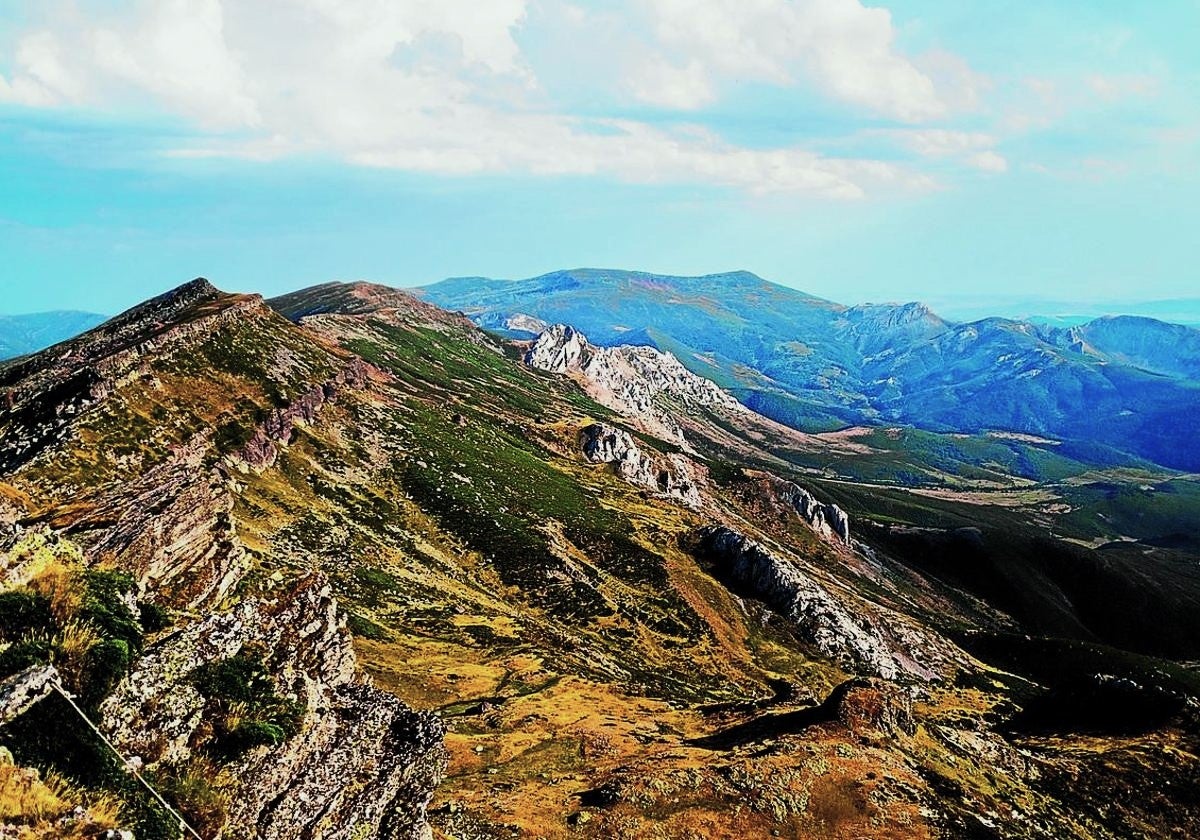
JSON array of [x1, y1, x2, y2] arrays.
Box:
[[0, 0, 1197, 316]]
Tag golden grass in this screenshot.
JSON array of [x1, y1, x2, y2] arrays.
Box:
[[27, 558, 85, 625], [0, 761, 122, 837]]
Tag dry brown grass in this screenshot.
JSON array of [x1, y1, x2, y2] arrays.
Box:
[[0, 761, 122, 837], [27, 558, 85, 624]]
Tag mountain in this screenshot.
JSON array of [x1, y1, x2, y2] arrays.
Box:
[[3, 277, 1200, 838], [0, 310, 108, 360], [418, 268, 1200, 470]]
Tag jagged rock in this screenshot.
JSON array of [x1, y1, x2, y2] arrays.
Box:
[[581, 423, 702, 508], [229, 358, 373, 473], [776, 479, 851, 544], [65, 434, 249, 609], [526, 325, 742, 441], [102, 574, 446, 840], [822, 677, 916, 738], [0, 664, 58, 727], [696, 525, 932, 680]]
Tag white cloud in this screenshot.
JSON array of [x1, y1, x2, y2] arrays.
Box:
[[631, 0, 966, 122], [0, 0, 946, 197], [887, 129, 996, 158], [875, 128, 1007, 173], [1086, 73, 1159, 102], [967, 150, 1008, 173], [628, 57, 714, 110]]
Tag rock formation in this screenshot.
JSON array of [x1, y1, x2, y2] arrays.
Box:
[[777, 480, 851, 545], [102, 574, 446, 840], [696, 525, 951, 680], [580, 423, 702, 508], [526, 325, 742, 441]]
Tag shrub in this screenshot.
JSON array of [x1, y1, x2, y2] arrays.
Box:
[[190, 647, 276, 704], [138, 602, 172, 633], [79, 639, 131, 708], [0, 638, 56, 680], [79, 570, 142, 652], [0, 591, 54, 641], [346, 611, 390, 640], [190, 648, 306, 761]]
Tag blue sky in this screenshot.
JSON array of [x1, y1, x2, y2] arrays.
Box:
[[1, 0, 1197, 316]]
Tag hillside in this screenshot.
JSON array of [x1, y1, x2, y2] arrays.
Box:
[[1, 278, 1198, 838], [418, 268, 1200, 470]]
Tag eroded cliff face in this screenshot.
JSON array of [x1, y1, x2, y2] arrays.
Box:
[[103, 575, 445, 840]]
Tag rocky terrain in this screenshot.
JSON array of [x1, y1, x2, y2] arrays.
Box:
[[1, 277, 1198, 838], [525, 323, 743, 443]]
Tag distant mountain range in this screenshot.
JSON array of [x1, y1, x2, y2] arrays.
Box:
[[0, 310, 107, 359], [419, 268, 1200, 471]]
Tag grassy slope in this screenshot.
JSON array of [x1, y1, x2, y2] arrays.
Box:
[[5, 281, 1199, 838]]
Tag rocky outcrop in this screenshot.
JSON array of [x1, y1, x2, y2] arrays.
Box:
[[526, 325, 742, 441], [230, 358, 374, 473], [697, 525, 902, 678], [581, 423, 702, 508], [822, 677, 916, 738], [695, 525, 953, 681], [66, 434, 249, 609], [0, 664, 58, 727], [773, 478, 851, 544], [102, 574, 446, 840]]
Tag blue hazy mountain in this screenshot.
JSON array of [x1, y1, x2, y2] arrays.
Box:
[[419, 268, 1200, 471], [0, 310, 108, 360]]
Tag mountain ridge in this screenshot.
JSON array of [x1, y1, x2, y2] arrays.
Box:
[[417, 268, 1200, 470], [3, 275, 1200, 837]]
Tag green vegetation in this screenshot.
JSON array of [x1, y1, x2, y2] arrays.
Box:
[[189, 647, 305, 761], [0, 533, 185, 838]]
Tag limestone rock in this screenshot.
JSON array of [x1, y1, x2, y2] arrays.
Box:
[[777, 479, 851, 544], [0, 664, 58, 727], [101, 573, 446, 840], [526, 325, 742, 442], [581, 423, 702, 508]]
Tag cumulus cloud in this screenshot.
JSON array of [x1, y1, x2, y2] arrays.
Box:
[[874, 128, 1007, 173], [630, 0, 969, 122], [0, 0, 974, 196]]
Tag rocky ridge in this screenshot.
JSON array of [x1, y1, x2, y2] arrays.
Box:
[[525, 324, 742, 442], [0, 279, 257, 474], [0, 280, 447, 839], [102, 574, 445, 840], [696, 525, 954, 681]]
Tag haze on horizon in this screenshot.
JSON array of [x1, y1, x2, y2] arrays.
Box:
[[1, 1, 1197, 316]]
